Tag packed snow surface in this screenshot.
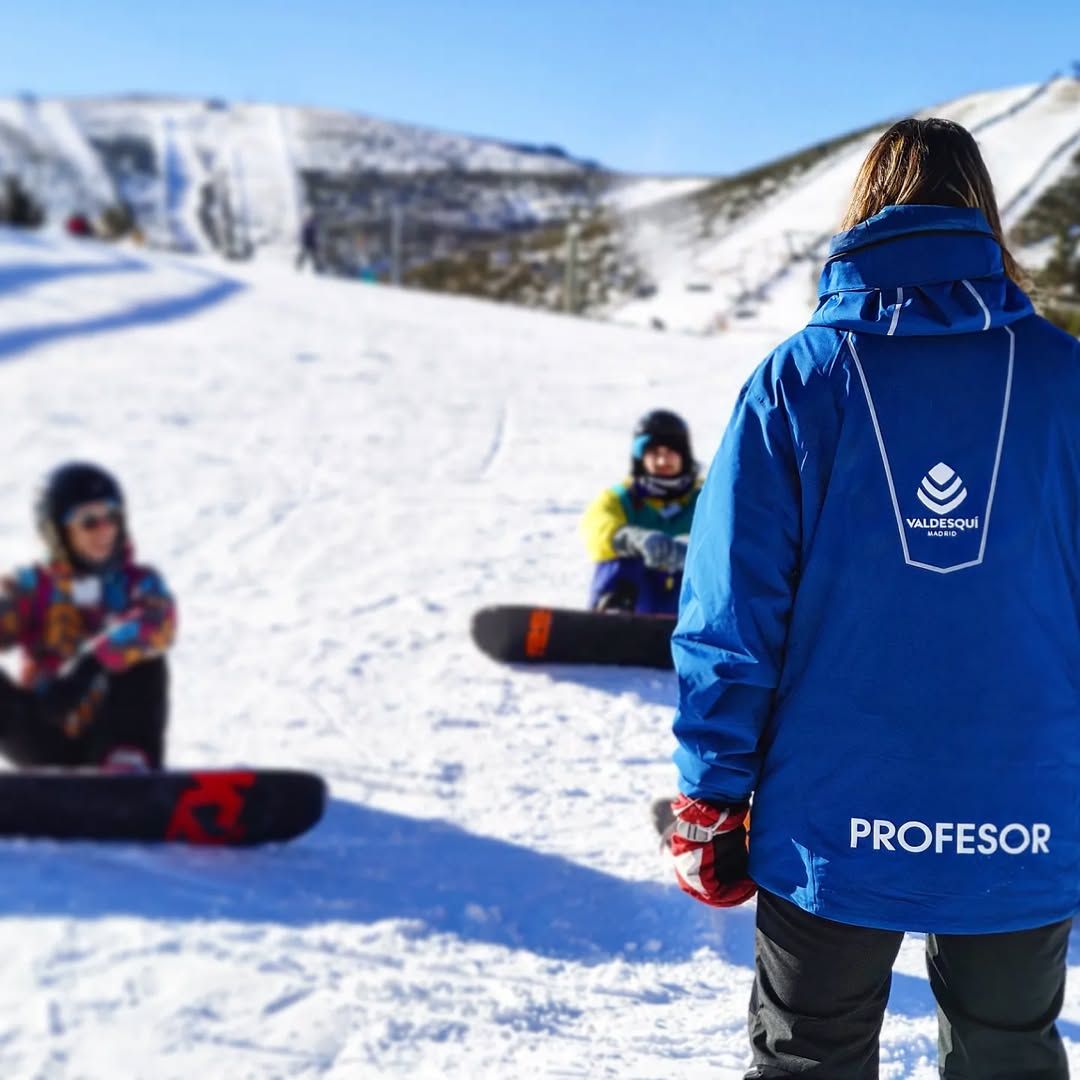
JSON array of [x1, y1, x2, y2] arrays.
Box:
[[0, 228, 1076, 1079]]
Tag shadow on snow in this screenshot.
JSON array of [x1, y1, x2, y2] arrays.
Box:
[[512, 663, 678, 709], [0, 238, 245, 361], [0, 795, 1070, 1031], [0, 797, 746, 965], [0, 256, 147, 300], [0, 277, 244, 362], [0, 227, 52, 250]]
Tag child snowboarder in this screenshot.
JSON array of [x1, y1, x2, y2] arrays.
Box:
[[580, 410, 701, 615], [0, 462, 176, 770]]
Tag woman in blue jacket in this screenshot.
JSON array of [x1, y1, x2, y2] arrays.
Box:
[[669, 118, 1079, 1078]]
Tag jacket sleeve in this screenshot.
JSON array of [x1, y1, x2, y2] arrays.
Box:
[[0, 579, 22, 650], [91, 568, 177, 672], [672, 368, 801, 804], [0, 569, 38, 651], [579, 487, 630, 562]]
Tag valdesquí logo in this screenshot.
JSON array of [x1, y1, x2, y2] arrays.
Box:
[[917, 462, 967, 514], [905, 462, 980, 538]]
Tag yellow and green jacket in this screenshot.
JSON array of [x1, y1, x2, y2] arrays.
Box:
[[580, 477, 703, 563]]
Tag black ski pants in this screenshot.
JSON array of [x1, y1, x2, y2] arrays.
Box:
[[746, 888, 1070, 1080], [0, 658, 168, 768]]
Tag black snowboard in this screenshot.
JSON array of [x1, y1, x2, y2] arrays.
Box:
[[0, 768, 326, 845], [470, 604, 675, 669]]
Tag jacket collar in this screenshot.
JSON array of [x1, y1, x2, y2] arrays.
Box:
[[810, 205, 1033, 336]]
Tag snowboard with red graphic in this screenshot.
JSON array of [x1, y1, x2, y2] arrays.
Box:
[[0, 768, 325, 845]]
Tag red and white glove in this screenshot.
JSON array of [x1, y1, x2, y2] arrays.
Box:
[[669, 794, 756, 908]]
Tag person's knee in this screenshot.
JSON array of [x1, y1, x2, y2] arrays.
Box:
[[108, 657, 168, 694], [98, 657, 169, 730]]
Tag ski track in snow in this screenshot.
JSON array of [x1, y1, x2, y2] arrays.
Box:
[[474, 399, 509, 481], [0, 230, 1076, 1079]]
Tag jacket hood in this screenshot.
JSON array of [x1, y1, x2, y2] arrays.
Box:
[[809, 205, 1034, 336]]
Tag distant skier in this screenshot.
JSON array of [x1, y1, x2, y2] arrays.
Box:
[[579, 410, 701, 614], [668, 118, 1079, 1079], [295, 213, 322, 272], [0, 463, 176, 770], [65, 213, 94, 238]]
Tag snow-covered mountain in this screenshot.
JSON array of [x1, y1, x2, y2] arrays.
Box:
[[611, 76, 1080, 334], [0, 94, 609, 251], [1, 77, 1078, 332]]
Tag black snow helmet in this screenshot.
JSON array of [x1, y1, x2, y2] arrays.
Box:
[[35, 461, 126, 567], [631, 409, 695, 477]]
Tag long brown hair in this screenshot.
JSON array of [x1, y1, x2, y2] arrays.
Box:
[[840, 118, 1022, 283]]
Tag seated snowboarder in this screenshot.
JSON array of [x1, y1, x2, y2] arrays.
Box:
[[0, 462, 176, 770], [580, 410, 702, 615]]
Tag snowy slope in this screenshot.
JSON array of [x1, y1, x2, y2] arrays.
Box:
[[614, 76, 1080, 335], [0, 229, 1077, 1078], [605, 176, 714, 214]]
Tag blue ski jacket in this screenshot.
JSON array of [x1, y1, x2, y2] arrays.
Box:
[[672, 204, 1080, 934]]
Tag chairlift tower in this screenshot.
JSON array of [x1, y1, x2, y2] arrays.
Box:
[[390, 204, 404, 286], [563, 218, 581, 313]]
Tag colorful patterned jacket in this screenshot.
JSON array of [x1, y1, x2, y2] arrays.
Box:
[[0, 549, 176, 710]]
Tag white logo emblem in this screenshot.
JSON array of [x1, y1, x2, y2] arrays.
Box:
[[917, 462, 968, 515]]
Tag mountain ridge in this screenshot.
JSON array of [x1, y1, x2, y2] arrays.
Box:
[[1, 78, 1078, 335]]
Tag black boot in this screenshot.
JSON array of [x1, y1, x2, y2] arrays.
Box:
[[595, 580, 637, 613]]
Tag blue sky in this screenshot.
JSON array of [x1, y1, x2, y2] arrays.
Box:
[[5, 1, 1078, 175]]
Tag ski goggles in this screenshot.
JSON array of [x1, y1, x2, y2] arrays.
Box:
[[65, 502, 123, 532]]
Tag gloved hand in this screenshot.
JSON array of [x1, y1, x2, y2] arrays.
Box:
[[669, 794, 756, 908], [37, 653, 105, 731], [613, 526, 688, 573]]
